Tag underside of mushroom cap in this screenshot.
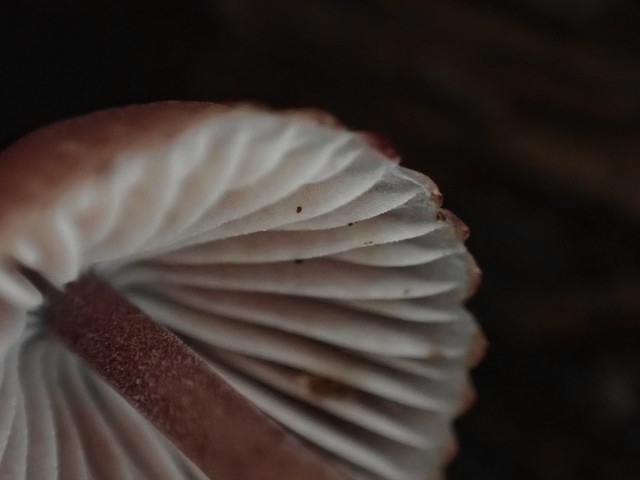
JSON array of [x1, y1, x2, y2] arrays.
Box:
[[0, 102, 483, 480]]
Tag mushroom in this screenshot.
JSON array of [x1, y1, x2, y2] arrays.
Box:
[[0, 102, 483, 480]]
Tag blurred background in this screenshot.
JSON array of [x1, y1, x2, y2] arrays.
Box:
[[1, 1, 639, 478]]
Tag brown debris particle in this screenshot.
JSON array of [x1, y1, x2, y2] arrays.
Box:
[[296, 206, 302, 213], [298, 374, 358, 401]]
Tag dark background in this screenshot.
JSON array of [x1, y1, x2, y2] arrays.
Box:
[[1, 1, 639, 479]]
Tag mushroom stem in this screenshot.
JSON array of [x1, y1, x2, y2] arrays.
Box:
[[20, 268, 348, 480]]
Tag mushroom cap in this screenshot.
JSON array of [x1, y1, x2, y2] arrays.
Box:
[[0, 102, 483, 480]]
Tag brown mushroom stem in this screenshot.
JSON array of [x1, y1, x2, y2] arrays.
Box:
[[20, 268, 348, 480]]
